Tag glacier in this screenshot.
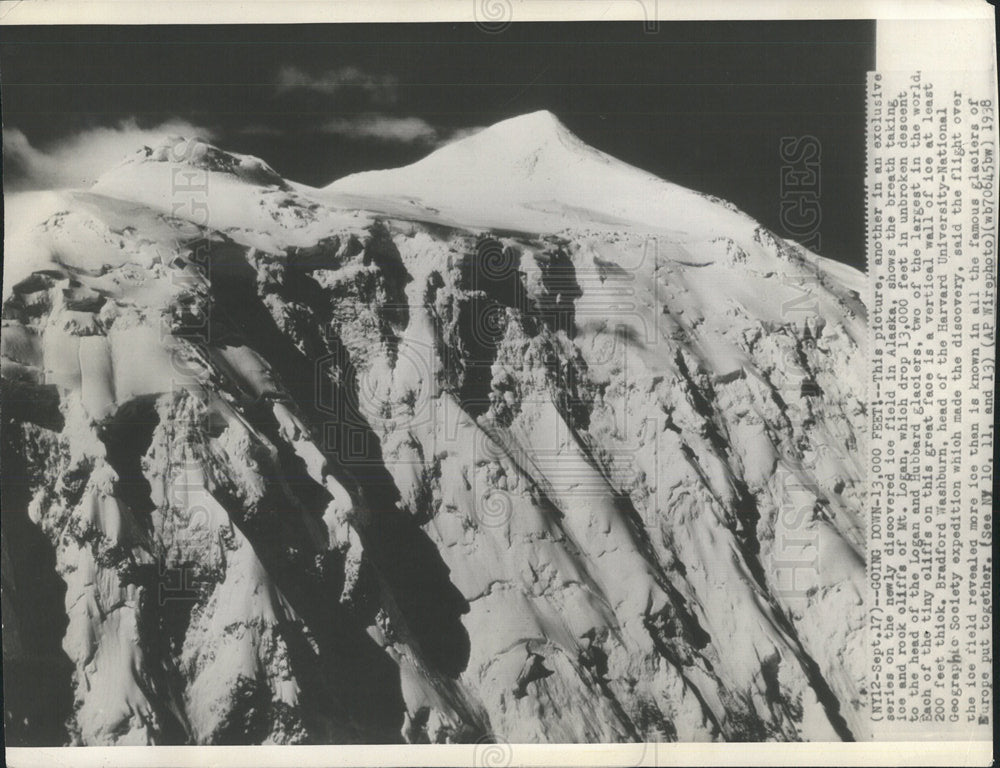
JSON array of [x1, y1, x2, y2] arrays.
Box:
[[1, 111, 868, 745]]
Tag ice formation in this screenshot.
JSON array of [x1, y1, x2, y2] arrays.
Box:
[[2, 113, 867, 744]]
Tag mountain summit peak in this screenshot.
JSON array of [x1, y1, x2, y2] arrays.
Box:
[[324, 107, 747, 237], [107, 135, 288, 189], [451, 109, 582, 156], [488, 109, 568, 134]]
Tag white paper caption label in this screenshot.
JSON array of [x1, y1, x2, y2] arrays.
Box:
[[866, 69, 996, 741]]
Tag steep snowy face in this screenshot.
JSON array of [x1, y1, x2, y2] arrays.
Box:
[[2, 121, 867, 747]]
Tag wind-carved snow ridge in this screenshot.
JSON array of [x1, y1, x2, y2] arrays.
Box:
[[2, 116, 867, 745]]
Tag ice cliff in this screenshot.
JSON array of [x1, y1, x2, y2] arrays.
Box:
[[2, 112, 868, 745]]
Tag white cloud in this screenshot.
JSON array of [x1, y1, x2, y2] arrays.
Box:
[[437, 125, 487, 146], [322, 115, 439, 144], [321, 116, 486, 147], [275, 65, 398, 105], [4, 119, 217, 191], [272, 64, 484, 147]]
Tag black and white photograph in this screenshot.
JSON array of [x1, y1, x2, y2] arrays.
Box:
[[0, 3, 994, 765]]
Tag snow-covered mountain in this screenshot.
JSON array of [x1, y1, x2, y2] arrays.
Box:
[[1, 112, 868, 745]]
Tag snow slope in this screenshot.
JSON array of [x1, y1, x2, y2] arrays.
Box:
[[323, 110, 749, 236], [2, 118, 868, 746]]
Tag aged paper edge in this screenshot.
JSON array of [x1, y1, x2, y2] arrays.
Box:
[[0, 0, 994, 26], [2, 741, 996, 767], [0, 1, 995, 766]]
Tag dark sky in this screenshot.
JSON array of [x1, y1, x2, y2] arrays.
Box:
[[1, 22, 874, 267]]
